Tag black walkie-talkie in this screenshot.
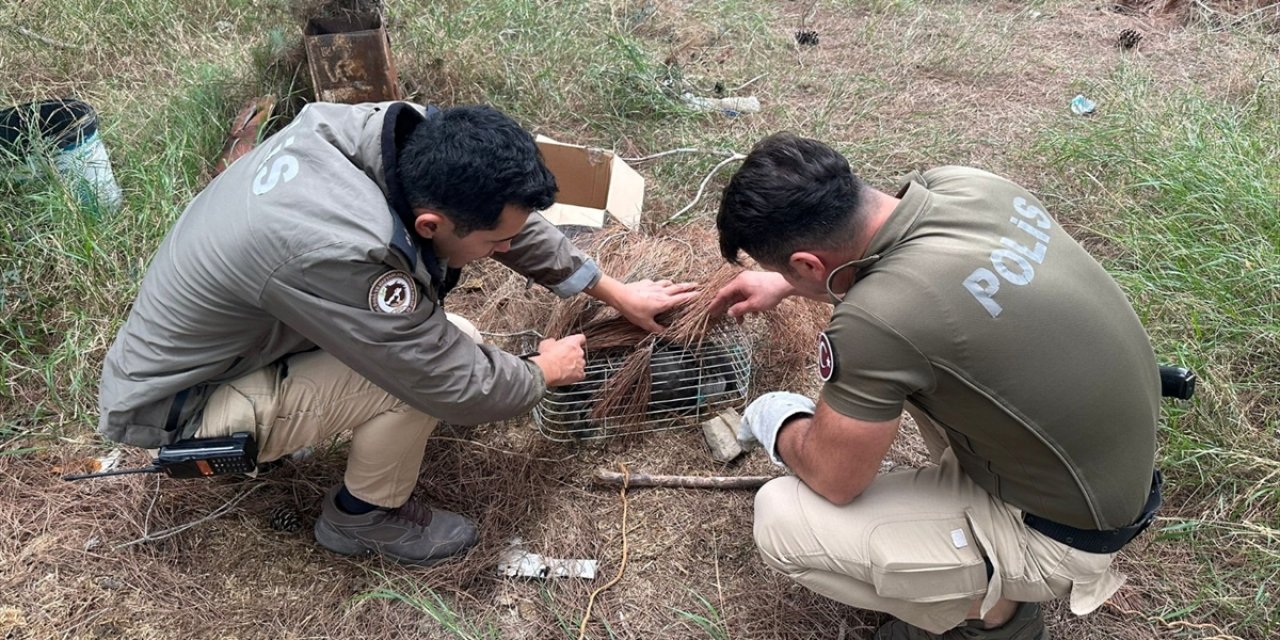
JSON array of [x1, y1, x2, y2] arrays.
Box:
[[63, 433, 259, 481]]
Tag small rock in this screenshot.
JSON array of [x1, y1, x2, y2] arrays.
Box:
[[702, 409, 744, 463], [95, 576, 125, 590]]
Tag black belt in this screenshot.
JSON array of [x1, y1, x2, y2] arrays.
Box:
[[1022, 470, 1162, 554]]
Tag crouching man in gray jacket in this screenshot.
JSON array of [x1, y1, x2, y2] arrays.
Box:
[[97, 102, 694, 565]]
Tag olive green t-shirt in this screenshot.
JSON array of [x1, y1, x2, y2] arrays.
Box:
[[821, 166, 1159, 530]]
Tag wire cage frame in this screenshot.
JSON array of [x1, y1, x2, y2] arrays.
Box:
[[532, 323, 752, 442]]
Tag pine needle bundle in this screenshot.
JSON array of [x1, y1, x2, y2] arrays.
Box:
[[544, 293, 599, 341], [580, 316, 651, 351], [569, 264, 744, 433], [587, 343, 653, 428], [662, 264, 740, 346]]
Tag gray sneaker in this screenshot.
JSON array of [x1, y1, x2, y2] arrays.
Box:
[[873, 602, 1049, 640], [313, 485, 479, 565]]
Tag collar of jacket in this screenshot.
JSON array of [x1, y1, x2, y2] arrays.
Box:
[[379, 102, 462, 299]]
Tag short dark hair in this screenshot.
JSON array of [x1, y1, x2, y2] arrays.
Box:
[[716, 133, 865, 267], [399, 105, 557, 235]]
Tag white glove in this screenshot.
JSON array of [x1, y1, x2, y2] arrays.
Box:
[[738, 392, 816, 467]]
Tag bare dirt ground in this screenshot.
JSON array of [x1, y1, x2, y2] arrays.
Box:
[[2, 1, 1277, 639]]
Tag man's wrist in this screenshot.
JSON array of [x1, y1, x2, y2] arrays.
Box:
[[523, 356, 549, 393], [774, 414, 811, 466], [584, 274, 624, 307]]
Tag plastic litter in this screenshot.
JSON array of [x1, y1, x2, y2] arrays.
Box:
[[681, 93, 761, 116], [1070, 94, 1097, 116], [498, 538, 598, 579]]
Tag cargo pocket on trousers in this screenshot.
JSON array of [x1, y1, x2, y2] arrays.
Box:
[[1026, 528, 1124, 616], [197, 384, 259, 439], [869, 516, 989, 603]]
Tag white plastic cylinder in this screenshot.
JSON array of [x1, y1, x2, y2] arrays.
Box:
[[55, 130, 123, 214]]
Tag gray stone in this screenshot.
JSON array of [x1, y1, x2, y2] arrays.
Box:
[[702, 409, 744, 463]]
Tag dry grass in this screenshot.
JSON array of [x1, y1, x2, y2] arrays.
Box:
[[762, 0, 1278, 197], [0, 418, 852, 640], [482, 227, 751, 435], [1119, 0, 1280, 29], [4, 0, 1279, 638]]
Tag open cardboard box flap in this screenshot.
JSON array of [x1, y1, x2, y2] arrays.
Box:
[[535, 135, 643, 229]]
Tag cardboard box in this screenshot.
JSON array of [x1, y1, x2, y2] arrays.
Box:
[[535, 136, 644, 229]]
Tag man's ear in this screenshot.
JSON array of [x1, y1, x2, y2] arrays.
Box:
[[413, 209, 448, 239], [788, 251, 827, 280]]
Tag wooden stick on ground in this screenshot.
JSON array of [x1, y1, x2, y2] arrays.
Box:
[[593, 470, 775, 490]]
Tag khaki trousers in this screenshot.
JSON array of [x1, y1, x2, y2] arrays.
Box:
[[194, 314, 481, 508], [752, 408, 1124, 634]]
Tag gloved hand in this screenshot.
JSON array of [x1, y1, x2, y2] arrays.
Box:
[[738, 392, 816, 467]]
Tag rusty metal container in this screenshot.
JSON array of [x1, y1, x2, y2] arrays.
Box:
[[303, 13, 401, 103]]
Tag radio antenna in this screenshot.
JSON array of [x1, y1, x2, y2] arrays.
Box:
[[63, 466, 163, 481]]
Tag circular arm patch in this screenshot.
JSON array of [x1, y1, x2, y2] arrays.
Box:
[[817, 332, 837, 382], [369, 270, 418, 314]]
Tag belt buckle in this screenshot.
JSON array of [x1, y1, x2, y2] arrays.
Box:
[[1134, 509, 1157, 536], [1121, 506, 1159, 548]]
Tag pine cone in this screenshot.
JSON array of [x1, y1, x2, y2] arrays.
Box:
[[1118, 28, 1143, 50], [795, 30, 820, 47], [268, 506, 303, 533]]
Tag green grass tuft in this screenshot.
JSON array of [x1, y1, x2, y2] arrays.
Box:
[[672, 590, 730, 640], [1, 62, 242, 435], [355, 578, 501, 640], [1040, 64, 1280, 636]]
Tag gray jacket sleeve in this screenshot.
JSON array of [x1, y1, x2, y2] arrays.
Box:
[[490, 212, 601, 297], [257, 243, 546, 425]]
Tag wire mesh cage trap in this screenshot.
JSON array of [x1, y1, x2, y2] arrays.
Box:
[[531, 323, 752, 442]]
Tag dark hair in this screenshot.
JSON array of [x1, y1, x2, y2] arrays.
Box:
[[398, 105, 557, 235], [716, 133, 864, 267]]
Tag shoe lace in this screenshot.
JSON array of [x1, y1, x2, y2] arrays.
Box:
[[388, 500, 434, 527]]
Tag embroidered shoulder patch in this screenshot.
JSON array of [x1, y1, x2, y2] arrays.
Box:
[[369, 270, 418, 314], [817, 332, 838, 382]]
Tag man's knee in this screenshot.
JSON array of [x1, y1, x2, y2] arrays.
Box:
[[753, 476, 806, 572]]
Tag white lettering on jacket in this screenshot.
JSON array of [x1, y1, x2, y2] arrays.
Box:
[[962, 197, 1054, 318], [252, 135, 299, 196]]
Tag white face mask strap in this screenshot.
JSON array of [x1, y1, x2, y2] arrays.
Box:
[[824, 256, 880, 304], [824, 260, 859, 304]]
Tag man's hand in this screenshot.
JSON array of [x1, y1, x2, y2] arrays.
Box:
[[529, 334, 587, 387], [710, 271, 795, 320], [588, 275, 699, 333], [738, 392, 816, 466]]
